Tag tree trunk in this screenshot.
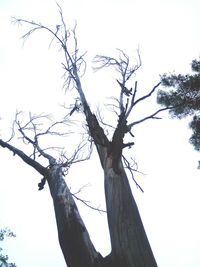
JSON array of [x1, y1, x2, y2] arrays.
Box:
[[45, 164, 104, 267], [45, 162, 157, 267], [104, 158, 157, 267], [0, 138, 157, 267], [46, 163, 157, 267], [73, 78, 158, 266], [1, 17, 163, 266], [77, 100, 158, 266]]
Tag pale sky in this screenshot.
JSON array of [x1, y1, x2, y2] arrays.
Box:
[[1, 1, 200, 267]]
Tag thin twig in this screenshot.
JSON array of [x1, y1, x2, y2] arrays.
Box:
[[128, 107, 171, 129], [122, 155, 144, 192], [72, 193, 106, 213]]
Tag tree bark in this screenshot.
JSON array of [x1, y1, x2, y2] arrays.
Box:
[[43, 160, 158, 267], [73, 69, 158, 267], [0, 139, 106, 267], [4, 16, 163, 266], [104, 158, 157, 267], [45, 164, 104, 267]]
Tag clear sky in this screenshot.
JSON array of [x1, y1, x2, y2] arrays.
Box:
[[0, 0, 200, 267]]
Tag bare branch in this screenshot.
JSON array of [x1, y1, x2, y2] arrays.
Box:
[[93, 49, 141, 84], [8, 111, 81, 168], [17, 121, 57, 165], [96, 107, 115, 130], [5, 111, 21, 142], [125, 81, 138, 119], [122, 155, 144, 193], [71, 183, 106, 214], [123, 142, 135, 149], [72, 183, 91, 195], [59, 138, 93, 172], [0, 139, 46, 176], [128, 107, 170, 129], [12, 17, 65, 48], [12, 9, 86, 92], [13, 8, 109, 168], [93, 49, 142, 121], [93, 55, 119, 71], [133, 82, 161, 107], [72, 192, 106, 213]]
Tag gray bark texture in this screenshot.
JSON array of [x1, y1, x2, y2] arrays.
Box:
[[0, 13, 160, 266], [0, 73, 158, 267], [0, 121, 158, 267], [0, 72, 158, 267]]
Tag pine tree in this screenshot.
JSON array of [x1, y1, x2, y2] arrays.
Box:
[[157, 58, 200, 154]]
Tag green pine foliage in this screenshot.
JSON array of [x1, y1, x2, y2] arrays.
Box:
[[0, 229, 16, 267], [189, 115, 200, 151], [157, 58, 200, 152]]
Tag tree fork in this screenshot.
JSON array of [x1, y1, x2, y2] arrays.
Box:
[[4, 11, 163, 266]]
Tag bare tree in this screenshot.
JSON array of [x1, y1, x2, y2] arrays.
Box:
[[0, 6, 170, 267]]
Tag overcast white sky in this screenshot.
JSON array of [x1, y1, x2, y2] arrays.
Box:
[[1, 0, 200, 267]]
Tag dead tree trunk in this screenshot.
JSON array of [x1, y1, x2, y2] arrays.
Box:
[[46, 164, 102, 267], [104, 160, 157, 267], [78, 108, 157, 267], [0, 139, 106, 267], [0, 136, 157, 267], [70, 64, 158, 266], [1, 12, 170, 267]]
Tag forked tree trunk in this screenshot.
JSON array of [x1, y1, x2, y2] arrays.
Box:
[[1, 14, 162, 266], [45, 160, 157, 267], [0, 135, 157, 267], [70, 72, 158, 266], [45, 161, 157, 267]]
